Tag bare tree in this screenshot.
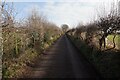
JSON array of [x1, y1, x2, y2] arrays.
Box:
[[96, 1, 120, 50], [0, 1, 16, 28], [75, 24, 86, 40]]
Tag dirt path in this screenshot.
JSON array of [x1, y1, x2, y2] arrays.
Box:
[[25, 35, 101, 78]]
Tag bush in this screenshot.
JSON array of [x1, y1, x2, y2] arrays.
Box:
[[68, 34, 120, 78]]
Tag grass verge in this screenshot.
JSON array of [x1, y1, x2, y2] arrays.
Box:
[[67, 34, 120, 78]]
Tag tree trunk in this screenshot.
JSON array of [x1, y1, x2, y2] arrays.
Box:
[[99, 33, 108, 50], [113, 34, 116, 48], [15, 32, 18, 55]]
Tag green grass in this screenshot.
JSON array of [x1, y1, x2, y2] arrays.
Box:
[[107, 34, 120, 49], [107, 35, 120, 42]]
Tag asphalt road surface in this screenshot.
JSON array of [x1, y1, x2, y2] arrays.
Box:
[[27, 35, 101, 79]]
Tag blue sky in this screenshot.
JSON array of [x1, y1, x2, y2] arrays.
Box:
[[6, 0, 119, 28]]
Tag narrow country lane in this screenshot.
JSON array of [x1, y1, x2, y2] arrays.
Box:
[[26, 35, 100, 78]]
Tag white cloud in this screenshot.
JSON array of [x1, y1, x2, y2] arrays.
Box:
[[41, 2, 98, 27], [13, 0, 119, 28]]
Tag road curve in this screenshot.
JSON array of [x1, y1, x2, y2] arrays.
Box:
[[26, 35, 101, 78]]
